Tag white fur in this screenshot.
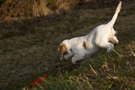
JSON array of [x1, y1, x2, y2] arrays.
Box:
[[59, 1, 122, 64]]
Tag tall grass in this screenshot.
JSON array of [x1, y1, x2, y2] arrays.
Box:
[[0, 0, 133, 21], [0, 0, 80, 21]]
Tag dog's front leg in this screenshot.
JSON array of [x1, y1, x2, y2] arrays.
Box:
[[64, 53, 73, 60], [71, 55, 84, 64]]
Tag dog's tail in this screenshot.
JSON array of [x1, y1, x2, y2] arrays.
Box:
[[107, 1, 122, 28]]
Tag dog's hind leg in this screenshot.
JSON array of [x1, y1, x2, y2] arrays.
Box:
[[96, 40, 114, 52], [109, 36, 119, 45]]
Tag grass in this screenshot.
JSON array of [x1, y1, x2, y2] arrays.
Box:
[[0, 1, 135, 90]]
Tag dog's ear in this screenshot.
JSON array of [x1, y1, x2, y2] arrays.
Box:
[[58, 43, 68, 55]]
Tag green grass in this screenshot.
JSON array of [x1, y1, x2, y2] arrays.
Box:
[[0, 1, 135, 90]]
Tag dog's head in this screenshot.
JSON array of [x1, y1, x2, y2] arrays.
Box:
[[58, 43, 68, 60]]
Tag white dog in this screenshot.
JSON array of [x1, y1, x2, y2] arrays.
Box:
[[58, 1, 122, 64]]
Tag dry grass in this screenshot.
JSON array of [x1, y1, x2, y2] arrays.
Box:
[[0, 0, 80, 21], [0, 0, 135, 90], [0, 0, 133, 21]]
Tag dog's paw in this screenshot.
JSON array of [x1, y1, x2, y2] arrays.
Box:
[[113, 36, 119, 44], [109, 36, 119, 44], [72, 59, 77, 64], [107, 43, 114, 52], [60, 57, 63, 61], [64, 55, 68, 60]]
